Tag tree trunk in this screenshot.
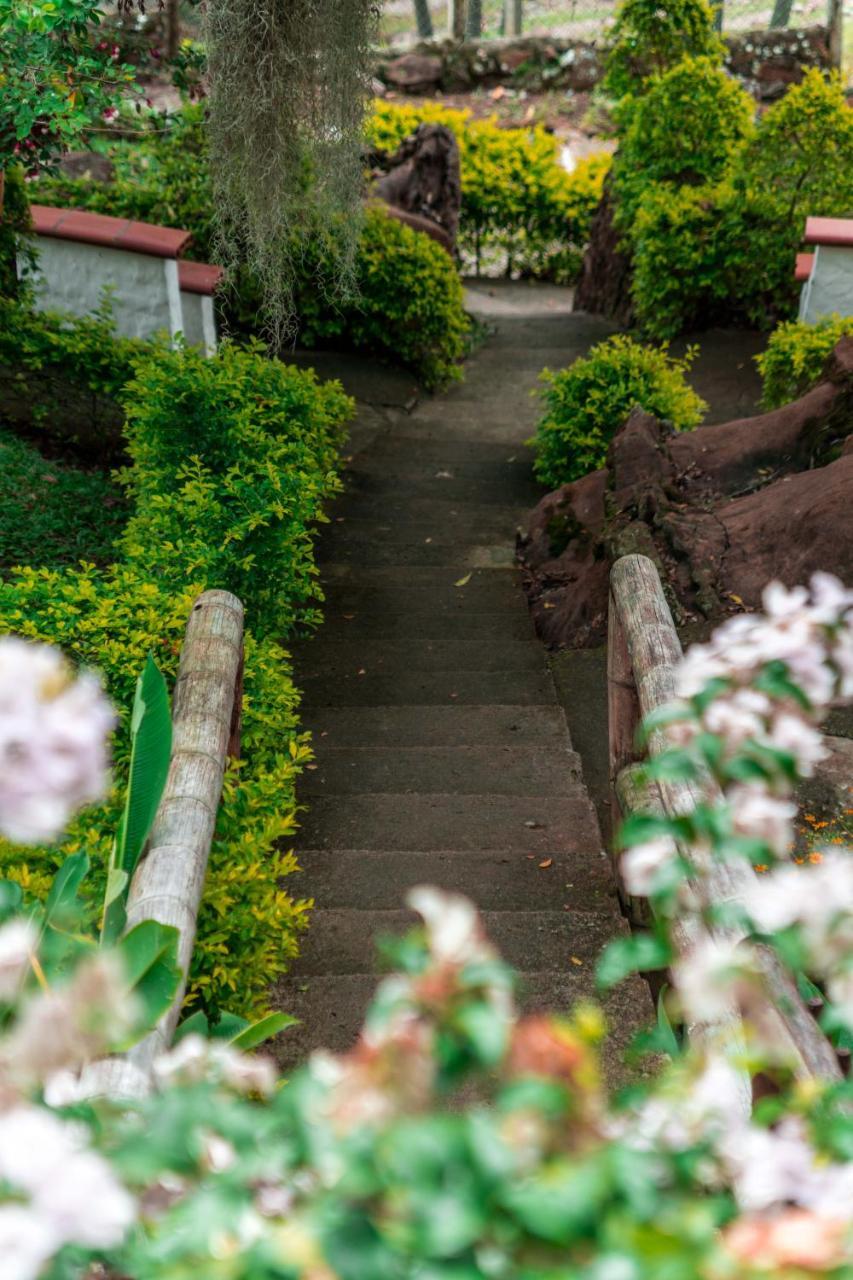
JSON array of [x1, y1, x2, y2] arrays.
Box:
[[769, 0, 793, 27], [166, 0, 180, 59], [503, 0, 522, 35], [447, 0, 466, 38], [466, 0, 483, 37], [413, 0, 434, 39]]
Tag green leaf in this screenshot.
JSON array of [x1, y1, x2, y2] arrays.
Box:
[[102, 656, 172, 944], [44, 852, 90, 928], [229, 1011, 297, 1050], [173, 1009, 210, 1042], [596, 932, 672, 990], [116, 920, 181, 1038], [0, 880, 24, 924]]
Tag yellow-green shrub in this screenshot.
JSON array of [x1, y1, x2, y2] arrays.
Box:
[[757, 315, 853, 410], [603, 0, 725, 99], [366, 100, 610, 280], [0, 305, 353, 1019]]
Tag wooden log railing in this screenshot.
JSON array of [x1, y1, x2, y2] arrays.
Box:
[[608, 554, 843, 1102], [88, 589, 244, 1098]]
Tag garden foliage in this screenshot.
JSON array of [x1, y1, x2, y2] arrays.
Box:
[[757, 315, 853, 410], [367, 99, 611, 280], [602, 0, 853, 342], [530, 334, 706, 486], [0, 303, 352, 1019], [32, 107, 470, 389], [603, 0, 725, 99]]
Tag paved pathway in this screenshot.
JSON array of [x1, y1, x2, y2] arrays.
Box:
[[272, 284, 654, 1076]]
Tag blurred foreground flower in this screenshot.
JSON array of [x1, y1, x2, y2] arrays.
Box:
[[0, 637, 114, 844]]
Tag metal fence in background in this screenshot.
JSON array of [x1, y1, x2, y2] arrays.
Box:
[[382, 0, 848, 55]]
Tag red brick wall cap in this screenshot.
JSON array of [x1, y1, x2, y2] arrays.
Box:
[[795, 252, 815, 282], [178, 260, 224, 295], [804, 217, 853, 248], [29, 205, 191, 258]]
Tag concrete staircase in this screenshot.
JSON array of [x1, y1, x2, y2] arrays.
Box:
[[272, 285, 653, 1076]]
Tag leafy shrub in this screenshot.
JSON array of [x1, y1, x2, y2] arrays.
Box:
[[119, 340, 350, 632], [295, 204, 469, 390], [604, 0, 725, 99], [613, 57, 754, 228], [757, 315, 853, 409], [366, 99, 611, 279], [530, 334, 706, 486], [625, 70, 853, 338], [0, 302, 352, 1018], [0, 563, 311, 1017], [33, 108, 471, 388]]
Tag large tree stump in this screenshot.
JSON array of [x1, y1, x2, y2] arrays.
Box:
[[371, 123, 462, 254]]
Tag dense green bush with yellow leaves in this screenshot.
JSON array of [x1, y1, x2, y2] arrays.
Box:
[[295, 204, 469, 389], [366, 99, 610, 280], [603, 0, 725, 99], [627, 71, 853, 337], [612, 57, 753, 228], [32, 107, 469, 387], [530, 334, 705, 486], [0, 305, 352, 1019], [757, 315, 853, 410]]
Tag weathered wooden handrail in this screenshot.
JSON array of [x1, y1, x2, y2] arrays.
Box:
[[608, 554, 842, 1099], [87, 589, 244, 1097]]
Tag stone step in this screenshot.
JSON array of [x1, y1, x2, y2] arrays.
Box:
[[321, 494, 528, 535], [316, 536, 516, 568], [288, 847, 616, 911], [342, 465, 541, 509], [318, 566, 523, 616], [294, 637, 545, 676], [304, 704, 570, 749], [271, 968, 653, 1084], [297, 792, 599, 853], [315, 607, 536, 642], [289, 907, 627, 976], [297, 744, 581, 796], [299, 667, 555, 709]]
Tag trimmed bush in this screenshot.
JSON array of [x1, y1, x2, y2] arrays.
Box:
[[0, 301, 353, 1019], [366, 99, 611, 280], [603, 0, 725, 99], [757, 315, 853, 410], [530, 334, 706, 487], [32, 108, 471, 388], [625, 70, 853, 338], [613, 57, 753, 228], [119, 340, 350, 632], [295, 204, 469, 390]]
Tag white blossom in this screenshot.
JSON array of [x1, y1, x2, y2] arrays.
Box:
[[407, 885, 492, 967], [0, 918, 36, 1000], [741, 854, 853, 965], [721, 1117, 853, 1219], [153, 1032, 277, 1096], [0, 637, 114, 845], [767, 711, 827, 776], [673, 934, 756, 1025], [728, 784, 796, 857], [621, 836, 676, 897], [0, 1204, 54, 1280]]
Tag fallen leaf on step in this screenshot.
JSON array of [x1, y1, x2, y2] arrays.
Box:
[[455, 573, 472, 587], [570, 956, 583, 966], [538, 858, 553, 869], [524, 820, 543, 830], [491, 85, 505, 99], [357, 668, 366, 676], [425, 537, 432, 544], [729, 593, 744, 605], [306, 764, 318, 771], [342, 613, 356, 620], [543, 602, 556, 610], [436, 470, 453, 479]]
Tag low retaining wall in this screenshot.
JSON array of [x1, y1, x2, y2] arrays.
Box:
[[376, 25, 832, 101]]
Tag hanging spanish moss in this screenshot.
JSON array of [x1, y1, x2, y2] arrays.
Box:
[[203, 0, 380, 341]]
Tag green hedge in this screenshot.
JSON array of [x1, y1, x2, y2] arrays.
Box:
[[32, 107, 470, 389], [366, 99, 610, 281], [530, 334, 706, 486], [0, 302, 353, 1020], [622, 69, 853, 338], [757, 315, 853, 410]]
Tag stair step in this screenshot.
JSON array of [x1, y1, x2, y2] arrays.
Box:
[[297, 744, 580, 796], [304, 705, 570, 749], [299, 667, 555, 709], [297, 792, 599, 853], [288, 848, 616, 911], [320, 565, 522, 613], [314, 609, 536, 641], [289, 907, 628, 976], [294, 637, 545, 677]]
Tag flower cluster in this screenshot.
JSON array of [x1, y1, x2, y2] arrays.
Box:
[[0, 637, 114, 845]]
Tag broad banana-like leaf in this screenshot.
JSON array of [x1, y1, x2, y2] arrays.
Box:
[[102, 657, 172, 945], [45, 852, 90, 929], [114, 919, 181, 1042], [229, 1011, 297, 1050]]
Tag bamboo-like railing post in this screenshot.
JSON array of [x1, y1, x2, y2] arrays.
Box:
[[607, 589, 640, 840], [609, 555, 843, 1096], [125, 589, 244, 1079]]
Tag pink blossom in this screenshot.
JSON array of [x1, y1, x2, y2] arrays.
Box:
[[102, 106, 119, 122], [0, 919, 36, 1000], [728, 784, 796, 857], [621, 836, 676, 896]]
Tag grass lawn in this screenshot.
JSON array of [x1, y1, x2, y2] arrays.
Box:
[[0, 426, 128, 573]]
